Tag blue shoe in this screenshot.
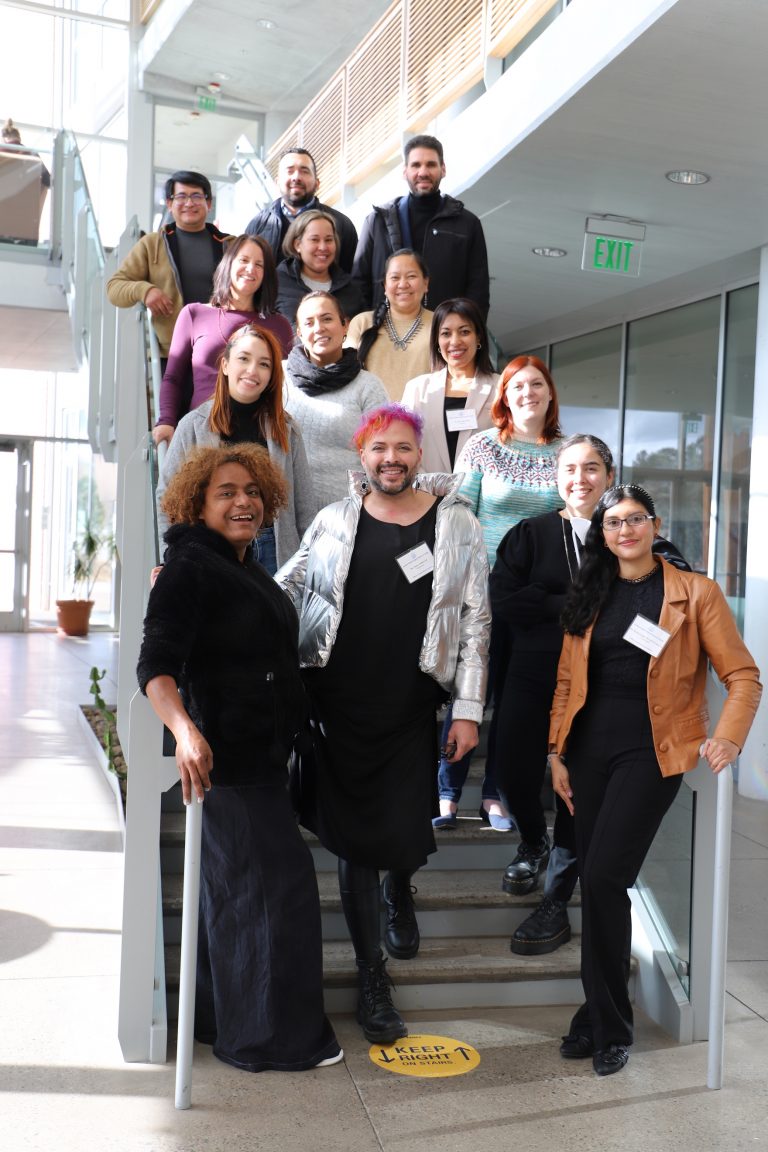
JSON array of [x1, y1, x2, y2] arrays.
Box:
[[478, 805, 514, 832], [432, 812, 458, 829]]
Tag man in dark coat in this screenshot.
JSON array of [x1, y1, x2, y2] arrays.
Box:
[[352, 134, 490, 318], [245, 148, 358, 273]]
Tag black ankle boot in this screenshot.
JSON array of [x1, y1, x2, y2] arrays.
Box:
[[356, 954, 408, 1044], [502, 835, 551, 895], [382, 872, 420, 959]]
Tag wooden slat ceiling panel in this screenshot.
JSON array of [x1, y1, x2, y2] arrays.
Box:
[[346, 8, 403, 174], [405, 0, 484, 121], [488, 0, 559, 56], [303, 75, 345, 197]]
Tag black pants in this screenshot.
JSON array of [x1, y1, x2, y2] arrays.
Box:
[[493, 649, 557, 844], [567, 695, 682, 1050]]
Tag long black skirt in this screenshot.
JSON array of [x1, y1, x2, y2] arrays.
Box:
[[194, 781, 339, 1072]]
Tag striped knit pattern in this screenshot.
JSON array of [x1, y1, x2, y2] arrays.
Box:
[[456, 429, 562, 564]]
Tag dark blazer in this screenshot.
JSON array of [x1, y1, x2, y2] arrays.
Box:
[[245, 198, 358, 273], [137, 523, 306, 786], [352, 193, 490, 317]]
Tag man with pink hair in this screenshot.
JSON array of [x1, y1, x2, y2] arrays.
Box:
[[277, 403, 490, 1046]]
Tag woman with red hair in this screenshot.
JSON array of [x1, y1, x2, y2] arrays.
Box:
[[434, 356, 563, 833]]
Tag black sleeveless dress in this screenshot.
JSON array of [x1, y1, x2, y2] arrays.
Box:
[[305, 501, 445, 871]]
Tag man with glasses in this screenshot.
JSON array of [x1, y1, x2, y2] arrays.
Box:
[[107, 170, 231, 358]]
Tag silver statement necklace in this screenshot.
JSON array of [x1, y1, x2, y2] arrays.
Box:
[[385, 308, 422, 351]]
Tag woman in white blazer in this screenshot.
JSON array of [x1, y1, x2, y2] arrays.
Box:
[[402, 298, 498, 474]]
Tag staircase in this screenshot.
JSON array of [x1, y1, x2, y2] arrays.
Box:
[[160, 742, 586, 1019]]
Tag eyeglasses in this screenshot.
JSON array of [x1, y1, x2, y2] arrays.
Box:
[[170, 193, 208, 204], [602, 513, 655, 532]]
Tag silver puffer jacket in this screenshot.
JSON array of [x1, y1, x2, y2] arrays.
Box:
[[276, 472, 491, 722]]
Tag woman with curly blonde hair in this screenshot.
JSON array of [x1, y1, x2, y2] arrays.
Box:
[[138, 443, 341, 1074]]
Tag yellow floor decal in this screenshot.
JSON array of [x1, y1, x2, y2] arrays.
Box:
[[368, 1033, 481, 1077]]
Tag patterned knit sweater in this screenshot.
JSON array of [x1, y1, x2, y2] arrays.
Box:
[[455, 429, 562, 564]]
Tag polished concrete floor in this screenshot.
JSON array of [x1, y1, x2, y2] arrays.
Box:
[[1, 632, 766, 1152]]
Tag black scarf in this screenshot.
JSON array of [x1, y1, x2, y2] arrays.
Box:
[[286, 345, 362, 397]]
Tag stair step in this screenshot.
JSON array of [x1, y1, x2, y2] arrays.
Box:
[[161, 867, 580, 944], [164, 934, 593, 1014]]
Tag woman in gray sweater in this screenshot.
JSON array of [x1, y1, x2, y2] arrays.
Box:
[[157, 323, 314, 572], [283, 292, 388, 511]]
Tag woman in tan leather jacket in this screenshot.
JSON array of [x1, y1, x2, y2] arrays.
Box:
[[548, 484, 761, 1078]]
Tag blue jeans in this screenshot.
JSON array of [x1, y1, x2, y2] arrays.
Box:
[[437, 618, 511, 805], [437, 704, 500, 802], [256, 524, 277, 575]]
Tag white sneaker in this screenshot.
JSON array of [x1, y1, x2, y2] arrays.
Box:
[[314, 1048, 344, 1067]]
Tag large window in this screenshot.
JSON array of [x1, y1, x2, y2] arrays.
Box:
[[623, 297, 721, 573], [551, 325, 622, 456]]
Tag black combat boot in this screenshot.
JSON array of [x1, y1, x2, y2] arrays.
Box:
[[356, 954, 408, 1044], [382, 871, 420, 959]]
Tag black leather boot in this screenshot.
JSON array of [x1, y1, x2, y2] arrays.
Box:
[[510, 895, 571, 954], [502, 835, 551, 895], [356, 954, 408, 1044], [382, 871, 420, 959]]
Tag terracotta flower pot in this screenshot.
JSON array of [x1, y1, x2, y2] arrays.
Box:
[[56, 599, 94, 637]]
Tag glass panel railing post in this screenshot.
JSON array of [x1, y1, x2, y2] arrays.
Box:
[[706, 764, 733, 1090]]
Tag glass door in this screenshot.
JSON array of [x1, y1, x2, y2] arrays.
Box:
[[0, 439, 32, 631]]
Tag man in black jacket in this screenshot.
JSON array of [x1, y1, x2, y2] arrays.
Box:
[[352, 135, 490, 318], [245, 148, 358, 273]]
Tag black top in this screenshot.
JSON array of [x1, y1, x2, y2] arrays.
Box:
[[443, 394, 466, 470], [174, 227, 220, 306], [224, 397, 268, 446], [311, 500, 442, 714], [588, 565, 664, 699], [490, 511, 573, 654], [137, 523, 305, 786]]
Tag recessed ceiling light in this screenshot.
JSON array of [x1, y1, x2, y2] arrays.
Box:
[[255, 19, 276, 29], [665, 170, 710, 185], [532, 246, 567, 258]]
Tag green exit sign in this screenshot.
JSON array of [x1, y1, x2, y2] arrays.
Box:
[[197, 94, 217, 112], [582, 217, 645, 277]]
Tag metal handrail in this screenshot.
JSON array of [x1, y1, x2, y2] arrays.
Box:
[[707, 764, 733, 1090]]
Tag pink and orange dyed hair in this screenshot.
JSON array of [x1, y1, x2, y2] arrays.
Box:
[[490, 354, 562, 444], [352, 404, 424, 452]]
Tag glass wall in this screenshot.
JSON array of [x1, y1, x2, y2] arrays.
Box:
[[551, 325, 622, 456], [715, 283, 757, 629]]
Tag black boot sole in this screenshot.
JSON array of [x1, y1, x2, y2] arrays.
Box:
[[510, 923, 571, 955], [384, 935, 420, 960], [357, 1014, 409, 1044], [502, 873, 540, 896]]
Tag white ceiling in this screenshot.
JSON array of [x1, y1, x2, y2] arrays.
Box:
[[139, 0, 768, 354], [4, 0, 767, 369]]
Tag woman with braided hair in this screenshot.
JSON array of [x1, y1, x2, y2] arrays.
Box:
[[345, 249, 432, 400]]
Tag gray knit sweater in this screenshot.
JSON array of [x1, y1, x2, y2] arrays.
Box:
[[282, 365, 389, 512]]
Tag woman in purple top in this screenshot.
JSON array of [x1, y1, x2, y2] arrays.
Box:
[[154, 234, 293, 446]]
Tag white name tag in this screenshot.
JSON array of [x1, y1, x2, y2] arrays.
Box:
[[445, 407, 478, 432], [396, 542, 435, 583], [623, 614, 671, 658]]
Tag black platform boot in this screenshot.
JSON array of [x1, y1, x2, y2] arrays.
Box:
[[356, 954, 407, 1043], [382, 870, 420, 959], [338, 859, 408, 1044]]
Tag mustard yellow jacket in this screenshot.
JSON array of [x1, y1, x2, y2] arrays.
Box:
[[548, 558, 762, 777]]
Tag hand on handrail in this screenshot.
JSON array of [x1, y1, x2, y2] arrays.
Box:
[[700, 738, 738, 775]]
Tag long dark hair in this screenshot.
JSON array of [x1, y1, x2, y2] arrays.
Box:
[[561, 484, 657, 635], [209, 234, 278, 313], [429, 298, 494, 376], [357, 248, 429, 368], [209, 324, 289, 452]]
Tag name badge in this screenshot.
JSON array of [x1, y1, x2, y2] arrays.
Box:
[[623, 614, 671, 658], [445, 408, 478, 432], [396, 542, 435, 584]]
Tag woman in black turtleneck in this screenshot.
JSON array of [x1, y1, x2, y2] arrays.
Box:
[[156, 323, 314, 574]]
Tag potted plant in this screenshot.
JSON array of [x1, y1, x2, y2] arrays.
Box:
[[56, 521, 115, 636]]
